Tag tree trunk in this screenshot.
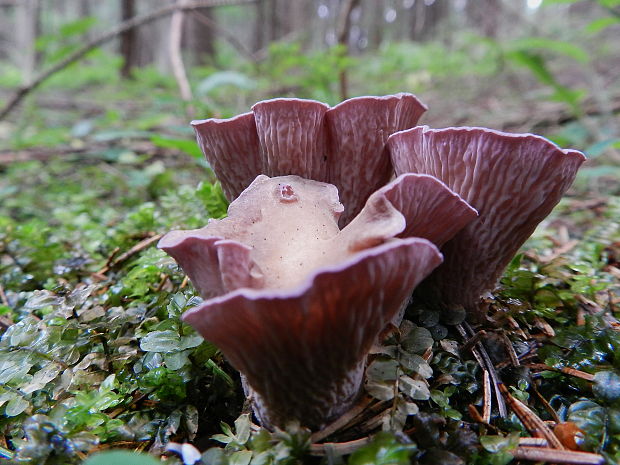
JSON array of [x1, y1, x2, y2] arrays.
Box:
[[268, 0, 278, 41], [365, 0, 385, 49], [253, 0, 266, 52], [409, 0, 448, 41], [184, 7, 215, 65], [16, 0, 40, 83], [465, 0, 500, 38], [119, 0, 137, 78]]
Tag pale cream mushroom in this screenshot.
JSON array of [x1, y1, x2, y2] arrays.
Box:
[[159, 173, 475, 429]]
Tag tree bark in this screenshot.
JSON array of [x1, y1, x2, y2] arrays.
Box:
[[465, 0, 500, 38], [120, 0, 137, 78], [16, 0, 40, 83], [184, 7, 216, 65], [253, 0, 266, 52], [365, 0, 384, 49], [409, 0, 448, 41], [169, 0, 193, 104]]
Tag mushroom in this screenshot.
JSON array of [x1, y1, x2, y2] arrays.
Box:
[[192, 93, 427, 225], [158, 173, 475, 429], [388, 126, 586, 315]]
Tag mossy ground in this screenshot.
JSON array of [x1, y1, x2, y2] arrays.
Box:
[[1, 26, 619, 463]]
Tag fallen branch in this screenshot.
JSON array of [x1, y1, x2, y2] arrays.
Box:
[[0, 0, 256, 121], [500, 95, 620, 132], [0, 140, 187, 164], [512, 446, 604, 464]]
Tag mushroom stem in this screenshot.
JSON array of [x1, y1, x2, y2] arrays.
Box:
[[159, 172, 479, 428]]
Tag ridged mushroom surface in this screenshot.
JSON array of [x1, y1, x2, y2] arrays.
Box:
[[159, 173, 476, 429], [192, 93, 427, 224], [388, 126, 586, 313]]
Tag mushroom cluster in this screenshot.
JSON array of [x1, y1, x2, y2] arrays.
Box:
[[159, 94, 585, 430]]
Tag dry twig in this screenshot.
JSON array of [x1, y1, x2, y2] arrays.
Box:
[[458, 324, 508, 418], [190, 10, 255, 61], [499, 383, 564, 450], [309, 437, 370, 456], [526, 363, 595, 382], [482, 370, 492, 422], [311, 396, 374, 443], [0, 283, 8, 307], [96, 233, 163, 275], [512, 446, 604, 464]]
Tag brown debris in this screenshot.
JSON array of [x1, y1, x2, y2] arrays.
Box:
[[526, 363, 595, 382], [96, 233, 163, 275], [309, 437, 371, 456], [499, 383, 565, 450], [512, 446, 604, 464], [554, 422, 586, 451]]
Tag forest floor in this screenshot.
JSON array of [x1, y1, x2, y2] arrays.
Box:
[[0, 42, 619, 464]]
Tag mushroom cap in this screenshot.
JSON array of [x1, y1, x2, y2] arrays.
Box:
[[388, 125, 586, 311], [158, 173, 475, 299], [158, 172, 478, 429], [191, 93, 427, 224], [183, 237, 442, 429]]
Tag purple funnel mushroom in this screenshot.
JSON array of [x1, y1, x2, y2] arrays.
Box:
[[192, 93, 427, 225], [159, 173, 475, 429], [388, 126, 586, 315]]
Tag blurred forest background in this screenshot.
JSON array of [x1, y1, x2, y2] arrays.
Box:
[[0, 0, 619, 162]]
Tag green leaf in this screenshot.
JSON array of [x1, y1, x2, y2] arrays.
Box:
[[234, 414, 252, 445], [586, 16, 620, 33], [567, 400, 608, 451], [366, 359, 399, 382], [365, 379, 395, 401], [196, 182, 229, 219], [150, 135, 204, 159], [402, 326, 434, 354], [196, 71, 256, 95], [59, 17, 98, 37], [83, 450, 161, 465], [229, 450, 252, 465], [593, 371, 620, 404], [4, 396, 29, 417], [348, 432, 416, 465], [399, 375, 430, 401], [511, 37, 589, 62], [479, 433, 520, 457], [179, 333, 204, 350], [206, 359, 234, 387], [139, 330, 181, 353], [201, 448, 228, 465], [585, 139, 620, 158], [399, 352, 433, 378], [542, 0, 580, 5]]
